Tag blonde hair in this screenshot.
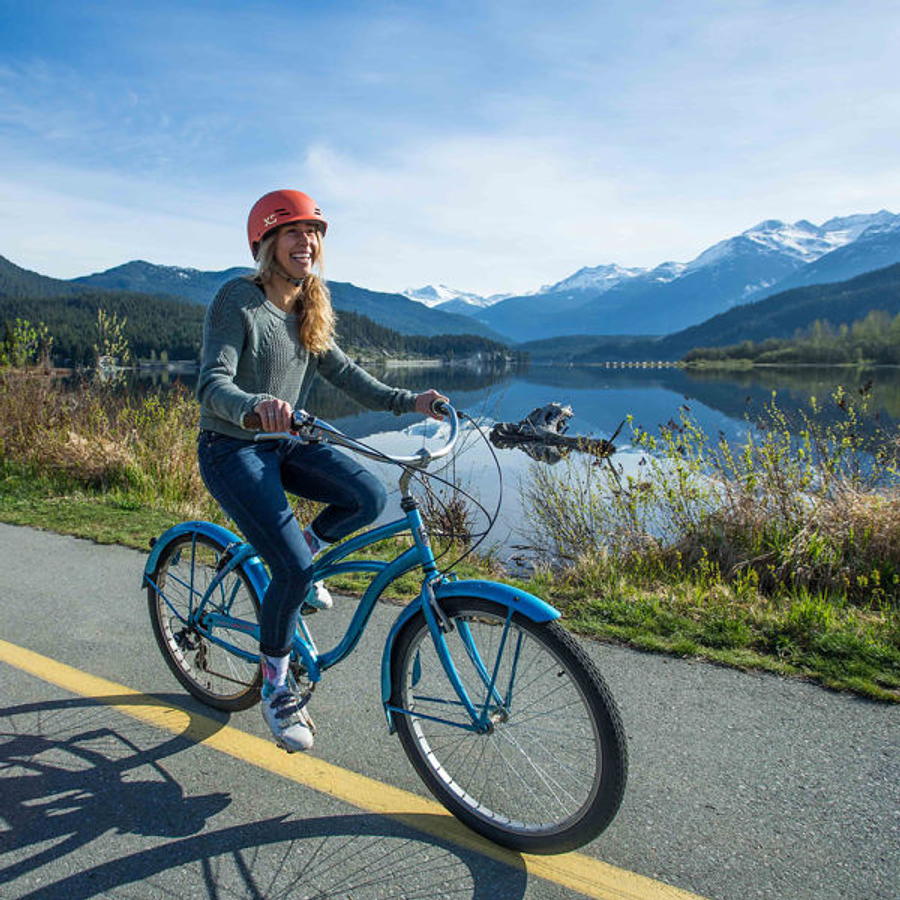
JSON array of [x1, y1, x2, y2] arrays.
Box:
[[251, 227, 336, 354]]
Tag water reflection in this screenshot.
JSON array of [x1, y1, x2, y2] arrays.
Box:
[[120, 362, 900, 432], [519, 364, 900, 435], [113, 363, 900, 557]]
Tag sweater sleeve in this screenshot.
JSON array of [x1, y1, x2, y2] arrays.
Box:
[[316, 344, 417, 415], [196, 283, 275, 427]]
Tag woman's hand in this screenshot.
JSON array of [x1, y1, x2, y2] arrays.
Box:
[[253, 398, 294, 432], [414, 389, 449, 420]]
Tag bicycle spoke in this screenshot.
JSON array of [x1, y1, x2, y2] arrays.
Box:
[[400, 605, 602, 831]]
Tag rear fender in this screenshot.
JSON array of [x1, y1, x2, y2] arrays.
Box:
[[142, 520, 270, 600]]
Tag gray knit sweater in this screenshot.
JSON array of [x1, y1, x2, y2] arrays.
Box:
[[197, 278, 417, 438]]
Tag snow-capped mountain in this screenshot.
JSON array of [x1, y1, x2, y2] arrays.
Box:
[[471, 210, 900, 341], [756, 213, 900, 297], [539, 263, 645, 294], [681, 215, 880, 279], [402, 284, 495, 309], [818, 210, 897, 244]]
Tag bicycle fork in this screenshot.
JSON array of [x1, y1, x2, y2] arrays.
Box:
[[389, 497, 524, 735], [419, 579, 520, 734]]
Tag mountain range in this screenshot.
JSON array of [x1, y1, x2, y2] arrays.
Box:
[[405, 211, 900, 342], [518, 261, 900, 363], [0, 257, 505, 342], [3, 207, 900, 353]]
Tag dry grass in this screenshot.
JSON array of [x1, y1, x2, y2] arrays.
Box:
[[524, 389, 900, 610], [0, 370, 324, 527], [1, 372, 208, 509]]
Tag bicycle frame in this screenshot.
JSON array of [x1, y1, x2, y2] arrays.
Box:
[[145, 510, 428, 682], [144, 404, 560, 737], [147, 509, 560, 735]]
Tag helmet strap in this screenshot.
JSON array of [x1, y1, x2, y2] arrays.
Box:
[[273, 266, 304, 288]]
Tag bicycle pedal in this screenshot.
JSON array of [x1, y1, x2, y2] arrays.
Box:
[[299, 603, 318, 616]]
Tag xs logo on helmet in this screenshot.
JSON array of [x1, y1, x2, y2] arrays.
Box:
[[263, 214, 278, 226]]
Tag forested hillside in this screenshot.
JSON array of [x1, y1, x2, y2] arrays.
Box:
[[0, 255, 81, 299], [658, 261, 900, 359], [685, 309, 900, 366], [0, 292, 511, 367], [0, 292, 206, 365], [518, 334, 662, 363]]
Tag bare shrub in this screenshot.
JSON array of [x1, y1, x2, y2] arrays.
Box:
[[45, 430, 136, 489], [117, 385, 204, 507], [420, 479, 476, 547], [521, 388, 900, 607]]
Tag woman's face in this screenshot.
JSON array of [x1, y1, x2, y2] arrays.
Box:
[[274, 222, 321, 279]]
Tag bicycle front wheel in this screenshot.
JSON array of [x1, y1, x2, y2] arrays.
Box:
[[147, 531, 262, 711], [390, 596, 627, 854]]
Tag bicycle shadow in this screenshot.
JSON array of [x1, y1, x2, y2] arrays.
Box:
[[1, 694, 529, 900], [0, 693, 232, 880], [14, 813, 529, 900]]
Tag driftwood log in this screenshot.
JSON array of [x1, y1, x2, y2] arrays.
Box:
[[488, 403, 616, 464]]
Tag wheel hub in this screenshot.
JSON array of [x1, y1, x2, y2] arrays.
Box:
[[489, 707, 510, 725]]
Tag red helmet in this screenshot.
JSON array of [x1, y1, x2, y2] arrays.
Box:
[[246, 189, 328, 259]]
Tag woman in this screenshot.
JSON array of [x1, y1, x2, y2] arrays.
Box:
[[197, 189, 446, 752]]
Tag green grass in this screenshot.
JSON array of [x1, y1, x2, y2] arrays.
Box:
[[0, 470, 185, 547], [560, 590, 900, 702], [0, 465, 491, 597], [2, 469, 897, 702]]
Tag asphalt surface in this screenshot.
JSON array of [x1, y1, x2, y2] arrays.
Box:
[[1, 521, 898, 900]]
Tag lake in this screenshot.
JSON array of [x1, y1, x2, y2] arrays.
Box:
[[137, 363, 900, 560]]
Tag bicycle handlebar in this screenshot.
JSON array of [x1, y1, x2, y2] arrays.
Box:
[[243, 403, 459, 468]]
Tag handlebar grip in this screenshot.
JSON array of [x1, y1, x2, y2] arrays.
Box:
[[242, 409, 313, 432], [431, 399, 451, 417]]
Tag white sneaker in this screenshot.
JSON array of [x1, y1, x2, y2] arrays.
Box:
[[305, 580, 333, 610], [261, 683, 314, 752]]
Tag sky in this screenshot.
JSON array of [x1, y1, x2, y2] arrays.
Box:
[[1, 0, 899, 297]]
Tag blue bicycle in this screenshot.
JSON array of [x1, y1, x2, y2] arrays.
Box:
[[144, 403, 627, 854]]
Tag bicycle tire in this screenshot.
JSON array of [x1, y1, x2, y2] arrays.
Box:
[[148, 531, 263, 711], [390, 596, 627, 854]]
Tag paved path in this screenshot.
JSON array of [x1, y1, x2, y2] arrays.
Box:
[[0, 522, 897, 900]]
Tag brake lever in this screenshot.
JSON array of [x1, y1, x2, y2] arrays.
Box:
[[290, 409, 320, 442]]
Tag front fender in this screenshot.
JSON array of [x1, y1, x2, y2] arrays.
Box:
[[143, 520, 270, 601], [380, 578, 559, 732], [433, 579, 560, 622]]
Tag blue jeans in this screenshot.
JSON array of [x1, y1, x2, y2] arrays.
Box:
[[197, 431, 387, 656]]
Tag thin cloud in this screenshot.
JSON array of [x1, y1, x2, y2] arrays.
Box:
[[1, 1, 899, 295], [0, 169, 248, 277]]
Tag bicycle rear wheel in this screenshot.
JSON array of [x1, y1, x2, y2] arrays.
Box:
[[148, 531, 262, 711], [390, 596, 627, 854]]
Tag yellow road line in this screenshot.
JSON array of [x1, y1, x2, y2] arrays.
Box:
[[0, 638, 706, 900]]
